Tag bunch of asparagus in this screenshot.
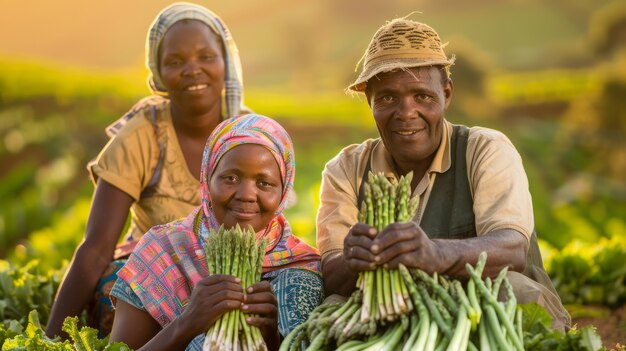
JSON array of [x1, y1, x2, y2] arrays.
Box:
[[356, 172, 419, 323], [281, 253, 524, 351], [202, 225, 268, 351], [280, 171, 525, 350]]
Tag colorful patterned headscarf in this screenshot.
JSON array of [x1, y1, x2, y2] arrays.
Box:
[[117, 115, 319, 327], [196, 114, 318, 271], [146, 2, 244, 118]]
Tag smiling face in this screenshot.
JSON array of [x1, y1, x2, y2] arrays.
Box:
[[208, 144, 283, 232], [158, 20, 225, 116], [365, 66, 453, 174]]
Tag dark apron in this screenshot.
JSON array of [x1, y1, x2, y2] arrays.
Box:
[[357, 125, 561, 300]]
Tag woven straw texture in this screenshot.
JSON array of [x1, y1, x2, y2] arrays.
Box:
[[349, 18, 455, 92]]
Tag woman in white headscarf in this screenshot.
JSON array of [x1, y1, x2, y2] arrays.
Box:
[[46, 2, 250, 338]]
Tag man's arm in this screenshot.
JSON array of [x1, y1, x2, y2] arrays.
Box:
[[316, 147, 366, 296], [322, 252, 358, 299], [371, 223, 528, 278]]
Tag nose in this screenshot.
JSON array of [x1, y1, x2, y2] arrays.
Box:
[[395, 96, 419, 120], [235, 180, 257, 202], [182, 60, 202, 77]]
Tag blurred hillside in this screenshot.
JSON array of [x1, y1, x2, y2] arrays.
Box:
[[0, 0, 615, 91]]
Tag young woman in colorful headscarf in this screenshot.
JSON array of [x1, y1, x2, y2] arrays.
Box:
[[109, 114, 322, 351], [46, 3, 251, 338]]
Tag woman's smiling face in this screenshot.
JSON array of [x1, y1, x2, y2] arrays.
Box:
[[158, 19, 225, 116], [208, 144, 283, 232]]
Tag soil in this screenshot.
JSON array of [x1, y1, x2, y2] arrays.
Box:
[[571, 304, 626, 349]]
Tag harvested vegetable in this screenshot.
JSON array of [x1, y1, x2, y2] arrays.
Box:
[[203, 225, 267, 351]]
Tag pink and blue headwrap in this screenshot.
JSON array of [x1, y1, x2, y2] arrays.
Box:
[[199, 114, 295, 229], [117, 114, 319, 328], [197, 114, 319, 272]]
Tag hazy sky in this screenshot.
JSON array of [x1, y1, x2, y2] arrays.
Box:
[[1, 0, 599, 90]]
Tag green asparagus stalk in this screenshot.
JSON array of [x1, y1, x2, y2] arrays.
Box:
[[203, 225, 268, 351]]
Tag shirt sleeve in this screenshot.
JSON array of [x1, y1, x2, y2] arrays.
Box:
[[110, 276, 146, 311], [87, 113, 159, 201], [466, 127, 533, 242], [316, 146, 363, 262]]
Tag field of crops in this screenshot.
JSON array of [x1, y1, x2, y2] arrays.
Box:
[[1, 36, 625, 348]]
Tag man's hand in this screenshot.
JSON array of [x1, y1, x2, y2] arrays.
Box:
[[370, 222, 442, 274], [343, 223, 378, 272]]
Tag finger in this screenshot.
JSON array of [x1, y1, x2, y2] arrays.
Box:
[[242, 302, 278, 317], [349, 223, 378, 238], [373, 239, 421, 267], [244, 291, 277, 305], [347, 246, 376, 264], [196, 281, 244, 297], [246, 280, 272, 294], [191, 288, 245, 309], [198, 274, 242, 286], [385, 255, 413, 270], [345, 232, 376, 248], [370, 223, 419, 254], [211, 299, 246, 315], [346, 257, 376, 273], [245, 316, 277, 329], [344, 234, 376, 258]]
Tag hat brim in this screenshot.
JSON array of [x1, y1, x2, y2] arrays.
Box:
[[347, 57, 454, 92]]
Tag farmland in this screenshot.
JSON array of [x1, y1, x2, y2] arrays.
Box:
[[1, 0, 625, 348]]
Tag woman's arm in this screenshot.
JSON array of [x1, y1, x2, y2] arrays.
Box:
[[45, 180, 134, 338], [110, 275, 246, 351], [108, 301, 163, 349]]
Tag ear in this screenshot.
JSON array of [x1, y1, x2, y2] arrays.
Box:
[[443, 78, 453, 110]]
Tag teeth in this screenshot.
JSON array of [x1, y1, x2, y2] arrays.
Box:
[[397, 131, 417, 135], [186, 84, 208, 91]]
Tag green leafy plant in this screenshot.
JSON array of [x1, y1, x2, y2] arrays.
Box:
[[0, 260, 61, 329], [1, 310, 131, 350], [548, 236, 626, 307], [520, 304, 616, 351]]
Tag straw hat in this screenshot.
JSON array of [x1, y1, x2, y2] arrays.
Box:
[[348, 18, 455, 92]]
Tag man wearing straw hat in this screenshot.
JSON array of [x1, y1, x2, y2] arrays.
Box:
[[316, 18, 571, 331]]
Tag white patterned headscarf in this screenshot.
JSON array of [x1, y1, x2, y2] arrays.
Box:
[[146, 2, 245, 118]]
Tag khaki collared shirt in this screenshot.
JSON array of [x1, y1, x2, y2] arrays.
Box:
[[89, 100, 201, 240], [316, 119, 533, 262]]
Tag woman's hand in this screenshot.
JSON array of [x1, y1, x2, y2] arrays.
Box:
[[242, 281, 279, 342], [178, 275, 245, 337]]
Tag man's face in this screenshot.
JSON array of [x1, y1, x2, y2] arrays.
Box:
[[365, 66, 453, 172]]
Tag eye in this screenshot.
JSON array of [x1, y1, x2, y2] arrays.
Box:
[[221, 175, 239, 184], [164, 58, 182, 67], [374, 95, 395, 107], [200, 54, 214, 61], [380, 95, 395, 103], [257, 180, 273, 189], [258, 176, 282, 190], [416, 94, 433, 102]]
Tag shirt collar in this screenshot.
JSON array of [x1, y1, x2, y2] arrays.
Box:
[[371, 119, 453, 179]]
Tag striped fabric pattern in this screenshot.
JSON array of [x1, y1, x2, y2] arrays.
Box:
[[116, 114, 321, 327], [145, 2, 245, 118]]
